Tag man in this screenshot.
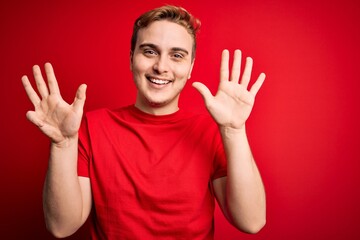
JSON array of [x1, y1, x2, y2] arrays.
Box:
[[22, 5, 266, 239]]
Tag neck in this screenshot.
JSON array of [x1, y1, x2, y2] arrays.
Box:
[[134, 101, 179, 116], [135, 92, 181, 115]]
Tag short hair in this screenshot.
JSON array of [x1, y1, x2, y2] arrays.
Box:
[[131, 5, 201, 60]]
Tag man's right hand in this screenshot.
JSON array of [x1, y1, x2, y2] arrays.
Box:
[[22, 63, 87, 147]]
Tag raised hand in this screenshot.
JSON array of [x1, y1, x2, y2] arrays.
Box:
[[22, 63, 87, 146], [192, 49, 265, 130]]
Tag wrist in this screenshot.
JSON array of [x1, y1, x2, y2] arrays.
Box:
[[51, 135, 78, 149], [220, 125, 246, 136]]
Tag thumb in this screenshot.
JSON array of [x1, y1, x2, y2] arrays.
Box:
[[26, 111, 44, 128], [73, 84, 87, 113], [192, 82, 213, 104]]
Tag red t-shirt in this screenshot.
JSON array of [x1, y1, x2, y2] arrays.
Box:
[[78, 105, 227, 239]]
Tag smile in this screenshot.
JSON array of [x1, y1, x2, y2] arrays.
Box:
[[147, 77, 172, 85]]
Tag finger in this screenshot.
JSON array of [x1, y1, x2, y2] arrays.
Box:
[[44, 62, 61, 95], [192, 82, 213, 105], [240, 57, 253, 89], [250, 73, 266, 96], [72, 84, 87, 113], [220, 49, 229, 81], [21, 75, 41, 107], [33, 65, 49, 98], [230, 49, 241, 82], [26, 111, 44, 127]]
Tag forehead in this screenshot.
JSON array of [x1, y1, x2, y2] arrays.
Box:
[[136, 20, 193, 53]]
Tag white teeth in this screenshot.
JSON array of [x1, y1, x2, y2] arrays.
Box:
[[149, 78, 170, 85]]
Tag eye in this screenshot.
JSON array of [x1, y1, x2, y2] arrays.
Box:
[[143, 49, 157, 56], [145, 49, 155, 54], [172, 52, 184, 59]]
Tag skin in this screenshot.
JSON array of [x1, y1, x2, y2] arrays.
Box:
[[194, 50, 266, 233], [22, 19, 266, 237], [130, 20, 194, 115], [21, 64, 90, 237]]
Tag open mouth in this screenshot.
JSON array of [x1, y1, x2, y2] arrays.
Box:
[[146, 76, 172, 85]]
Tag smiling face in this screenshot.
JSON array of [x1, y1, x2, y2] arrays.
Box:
[[130, 20, 194, 115]]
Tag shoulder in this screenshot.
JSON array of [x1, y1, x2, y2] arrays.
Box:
[[84, 105, 133, 120], [182, 109, 214, 123], [179, 109, 218, 131], [84, 108, 108, 118]]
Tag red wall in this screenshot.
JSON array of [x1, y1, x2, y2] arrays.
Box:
[[1, 0, 359, 239]]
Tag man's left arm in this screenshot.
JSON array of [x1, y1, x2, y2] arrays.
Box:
[[192, 49, 266, 233]]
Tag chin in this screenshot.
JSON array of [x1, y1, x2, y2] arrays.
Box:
[[146, 94, 176, 106], [147, 99, 170, 108]]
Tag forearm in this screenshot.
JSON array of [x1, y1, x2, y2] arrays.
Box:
[[221, 126, 266, 233], [43, 137, 84, 237]]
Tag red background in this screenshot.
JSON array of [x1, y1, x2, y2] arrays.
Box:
[[1, 0, 359, 239]]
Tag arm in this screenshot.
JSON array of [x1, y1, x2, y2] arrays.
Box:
[[22, 63, 92, 238], [193, 49, 266, 233]]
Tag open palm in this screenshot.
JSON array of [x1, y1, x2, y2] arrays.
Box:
[[22, 63, 86, 145], [193, 49, 265, 130]]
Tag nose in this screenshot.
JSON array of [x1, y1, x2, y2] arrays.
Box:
[[153, 55, 169, 74]]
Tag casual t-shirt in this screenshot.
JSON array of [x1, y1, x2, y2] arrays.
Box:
[[78, 105, 227, 239]]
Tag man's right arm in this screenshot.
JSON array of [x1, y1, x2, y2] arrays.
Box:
[[22, 63, 91, 238], [43, 139, 92, 238]]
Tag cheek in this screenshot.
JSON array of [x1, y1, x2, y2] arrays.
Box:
[[132, 61, 145, 74], [131, 64, 145, 86], [132, 55, 151, 72], [174, 64, 192, 79]]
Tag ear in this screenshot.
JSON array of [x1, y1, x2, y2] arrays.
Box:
[[188, 59, 195, 79], [130, 50, 133, 71]]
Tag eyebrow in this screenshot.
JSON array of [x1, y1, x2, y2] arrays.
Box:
[[139, 43, 189, 55]]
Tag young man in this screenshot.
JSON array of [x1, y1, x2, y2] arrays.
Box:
[[22, 5, 266, 239]]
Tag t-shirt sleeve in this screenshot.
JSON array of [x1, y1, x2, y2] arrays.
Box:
[[212, 132, 227, 180], [78, 117, 91, 178]]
